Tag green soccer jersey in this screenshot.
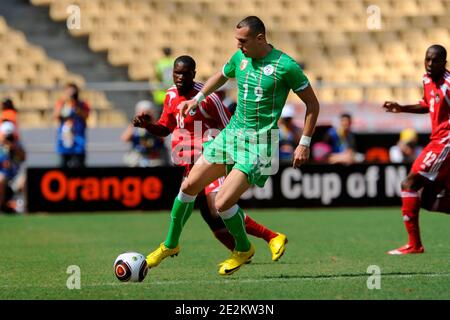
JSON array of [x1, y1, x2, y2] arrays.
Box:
[[222, 47, 309, 133]]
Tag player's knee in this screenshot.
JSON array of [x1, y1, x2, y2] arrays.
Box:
[[401, 176, 416, 190], [214, 195, 232, 213], [401, 178, 410, 190], [180, 178, 200, 196]]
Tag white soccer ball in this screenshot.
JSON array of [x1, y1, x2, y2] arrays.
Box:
[[113, 252, 148, 282]]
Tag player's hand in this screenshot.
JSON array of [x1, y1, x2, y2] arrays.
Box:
[[383, 101, 402, 113], [178, 99, 199, 117], [132, 113, 152, 128], [292, 145, 310, 168]]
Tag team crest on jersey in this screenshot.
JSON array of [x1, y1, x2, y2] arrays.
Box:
[[240, 60, 248, 70], [189, 109, 197, 116], [263, 64, 274, 76]]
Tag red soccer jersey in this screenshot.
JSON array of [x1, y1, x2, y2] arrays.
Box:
[[157, 82, 231, 166], [419, 70, 450, 140]]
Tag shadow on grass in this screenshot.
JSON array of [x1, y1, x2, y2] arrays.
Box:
[[259, 271, 450, 281]]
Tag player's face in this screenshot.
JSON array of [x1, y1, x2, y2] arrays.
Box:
[[235, 26, 263, 58], [424, 48, 446, 79], [173, 62, 195, 93], [340, 116, 352, 131]]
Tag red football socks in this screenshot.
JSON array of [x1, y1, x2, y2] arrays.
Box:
[[213, 228, 235, 251], [244, 215, 278, 243], [401, 190, 422, 248]]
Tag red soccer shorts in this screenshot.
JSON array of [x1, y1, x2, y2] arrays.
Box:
[[411, 137, 450, 187], [182, 164, 224, 196]]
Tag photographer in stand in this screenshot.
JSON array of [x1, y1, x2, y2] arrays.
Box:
[[0, 121, 26, 213], [54, 83, 90, 168]]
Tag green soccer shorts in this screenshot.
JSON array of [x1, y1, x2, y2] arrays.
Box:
[[202, 128, 278, 187]]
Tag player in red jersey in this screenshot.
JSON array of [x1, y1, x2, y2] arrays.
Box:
[[133, 55, 287, 261], [383, 45, 450, 255]]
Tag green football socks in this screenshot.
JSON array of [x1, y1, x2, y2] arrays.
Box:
[[221, 206, 251, 252], [164, 193, 195, 249]]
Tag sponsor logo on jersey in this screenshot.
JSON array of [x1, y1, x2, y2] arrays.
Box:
[[240, 59, 248, 71], [263, 64, 274, 76]]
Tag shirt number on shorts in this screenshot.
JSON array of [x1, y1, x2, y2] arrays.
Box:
[[423, 151, 437, 167], [243, 84, 263, 102]]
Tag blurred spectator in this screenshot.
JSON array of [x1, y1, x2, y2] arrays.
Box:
[[0, 121, 26, 213], [278, 103, 301, 163], [389, 128, 423, 163], [153, 47, 174, 107], [54, 83, 90, 168], [1, 98, 18, 127], [324, 113, 364, 165], [121, 100, 167, 167]]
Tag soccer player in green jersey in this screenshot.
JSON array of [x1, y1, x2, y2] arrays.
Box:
[[146, 16, 320, 276]]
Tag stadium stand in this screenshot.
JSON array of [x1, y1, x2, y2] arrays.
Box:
[[0, 10, 129, 128], [29, 0, 450, 106]]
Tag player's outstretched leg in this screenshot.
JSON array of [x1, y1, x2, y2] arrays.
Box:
[[146, 157, 225, 268], [215, 169, 255, 275], [198, 195, 235, 251], [217, 205, 255, 275], [388, 174, 425, 255], [146, 190, 194, 268], [199, 192, 288, 261]]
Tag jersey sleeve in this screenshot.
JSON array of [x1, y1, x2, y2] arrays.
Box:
[[222, 50, 241, 79], [284, 57, 310, 92], [203, 93, 231, 129], [157, 94, 177, 132]]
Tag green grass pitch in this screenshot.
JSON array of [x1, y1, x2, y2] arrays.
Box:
[[0, 208, 449, 299]]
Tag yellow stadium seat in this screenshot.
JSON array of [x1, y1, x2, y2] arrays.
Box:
[[18, 111, 46, 128], [417, 0, 444, 15], [22, 90, 50, 109], [409, 16, 435, 30], [336, 88, 364, 102], [30, 0, 55, 6], [366, 87, 394, 102], [316, 87, 336, 103], [390, 0, 419, 16]]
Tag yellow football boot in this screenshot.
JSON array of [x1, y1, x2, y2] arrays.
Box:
[[218, 244, 255, 276], [269, 233, 288, 261], [146, 242, 180, 268]]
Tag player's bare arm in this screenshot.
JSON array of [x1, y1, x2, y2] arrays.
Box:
[[179, 71, 228, 117], [132, 113, 171, 137], [383, 101, 429, 114], [292, 84, 320, 168]]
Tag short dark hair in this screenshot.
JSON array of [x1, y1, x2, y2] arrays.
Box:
[[236, 16, 265, 36], [427, 44, 447, 60], [65, 82, 79, 92], [65, 82, 79, 100], [340, 113, 352, 120], [163, 47, 172, 56], [2, 98, 15, 111], [174, 55, 196, 71]]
